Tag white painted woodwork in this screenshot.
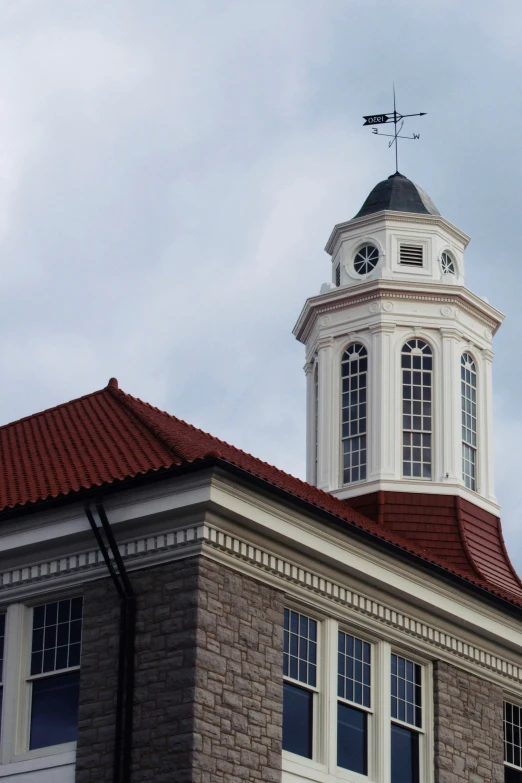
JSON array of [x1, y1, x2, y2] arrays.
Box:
[[294, 207, 504, 514]]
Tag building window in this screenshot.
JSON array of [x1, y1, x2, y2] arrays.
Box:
[[354, 244, 379, 275], [282, 612, 430, 779], [283, 608, 317, 759], [341, 343, 368, 485], [391, 654, 422, 783], [505, 701, 522, 781], [402, 339, 433, 480], [29, 597, 83, 750], [335, 263, 341, 287], [337, 631, 371, 774], [461, 353, 477, 491], [440, 252, 456, 275]]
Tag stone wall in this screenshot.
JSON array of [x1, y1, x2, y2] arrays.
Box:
[[75, 573, 121, 783], [192, 557, 284, 783], [75, 555, 284, 782], [433, 659, 504, 783]]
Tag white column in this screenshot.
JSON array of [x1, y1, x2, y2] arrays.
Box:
[[304, 360, 316, 485], [317, 337, 335, 491], [369, 322, 396, 481], [481, 347, 497, 503], [440, 328, 461, 484], [1, 604, 29, 762]]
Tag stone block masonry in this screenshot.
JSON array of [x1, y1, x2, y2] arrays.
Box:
[[75, 554, 284, 782], [434, 659, 504, 783], [192, 557, 284, 783]]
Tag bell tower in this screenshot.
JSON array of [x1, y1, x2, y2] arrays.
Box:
[[294, 173, 504, 519]]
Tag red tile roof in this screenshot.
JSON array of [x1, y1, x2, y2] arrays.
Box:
[[1, 378, 521, 609]]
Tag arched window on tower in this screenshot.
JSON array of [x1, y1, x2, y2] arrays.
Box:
[[461, 353, 477, 491], [402, 339, 433, 479], [341, 344, 367, 484]]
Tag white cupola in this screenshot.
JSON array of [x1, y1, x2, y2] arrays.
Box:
[[294, 173, 504, 516]]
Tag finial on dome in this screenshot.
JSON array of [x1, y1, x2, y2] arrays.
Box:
[[107, 377, 119, 389]]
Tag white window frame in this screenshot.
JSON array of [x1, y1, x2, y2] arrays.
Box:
[[461, 352, 478, 492], [401, 338, 434, 482], [282, 609, 433, 783], [0, 598, 82, 768], [283, 604, 323, 763], [503, 697, 522, 778], [340, 343, 368, 487]]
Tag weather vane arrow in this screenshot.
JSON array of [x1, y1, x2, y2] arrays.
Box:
[[363, 87, 426, 172]]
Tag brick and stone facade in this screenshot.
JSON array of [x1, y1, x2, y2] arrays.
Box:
[[75, 555, 283, 782], [433, 659, 504, 783]]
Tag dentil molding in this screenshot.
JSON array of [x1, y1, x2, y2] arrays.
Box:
[[1, 521, 522, 689]]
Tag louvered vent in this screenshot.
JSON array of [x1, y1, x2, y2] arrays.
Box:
[[335, 264, 341, 286], [399, 244, 424, 267]]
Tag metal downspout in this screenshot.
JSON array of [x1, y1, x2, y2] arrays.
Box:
[[86, 502, 136, 783]]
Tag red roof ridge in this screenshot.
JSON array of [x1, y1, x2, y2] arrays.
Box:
[[106, 384, 186, 464], [108, 385, 325, 492]]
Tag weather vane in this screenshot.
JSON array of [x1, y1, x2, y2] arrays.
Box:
[[363, 87, 426, 173]]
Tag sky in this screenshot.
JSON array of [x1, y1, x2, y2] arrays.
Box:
[[2, 0, 522, 566]]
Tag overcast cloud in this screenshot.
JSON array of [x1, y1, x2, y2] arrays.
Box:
[[1, 1, 522, 568]]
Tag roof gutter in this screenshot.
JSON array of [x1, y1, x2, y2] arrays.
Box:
[[86, 501, 135, 783]]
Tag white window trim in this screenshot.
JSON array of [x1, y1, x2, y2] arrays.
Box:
[[503, 696, 522, 775], [340, 343, 369, 489], [0, 600, 81, 767], [282, 610, 434, 783], [401, 339, 434, 482], [461, 352, 478, 493]]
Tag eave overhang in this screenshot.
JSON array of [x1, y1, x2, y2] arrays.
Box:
[[293, 278, 505, 344], [2, 455, 522, 620], [325, 211, 471, 257]]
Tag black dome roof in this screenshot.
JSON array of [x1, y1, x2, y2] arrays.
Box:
[[355, 172, 440, 218]]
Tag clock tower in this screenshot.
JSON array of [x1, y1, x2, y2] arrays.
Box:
[[294, 172, 504, 527]]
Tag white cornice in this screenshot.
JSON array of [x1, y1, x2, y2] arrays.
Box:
[[293, 280, 504, 344], [324, 211, 470, 256], [3, 518, 522, 691]]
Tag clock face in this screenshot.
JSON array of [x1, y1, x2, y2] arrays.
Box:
[[354, 244, 379, 275], [440, 252, 455, 274]]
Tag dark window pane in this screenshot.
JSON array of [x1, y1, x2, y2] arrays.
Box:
[[57, 624, 69, 647], [505, 767, 522, 782], [283, 682, 313, 759], [43, 649, 56, 673], [45, 603, 58, 626], [29, 671, 80, 750], [32, 628, 44, 653], [56, 646, 69, 671], [69, 620, 82, 645], [33, 606, 45, 629], [45, 625, 57, 650], [337, 703, 367, 774], [58, 601, 70, 624], [68, 643, 81, 668], [71, 598, 83, 621], [391, 724, 419, 783], [31, 651, 43, 676]]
